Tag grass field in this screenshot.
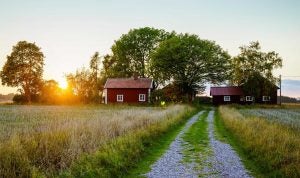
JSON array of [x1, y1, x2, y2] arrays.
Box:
[[0, 104, 195, 177], [218, 106, 300, 177], [239, 107, 300, 131]]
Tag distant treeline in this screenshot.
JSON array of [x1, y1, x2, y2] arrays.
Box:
[[0, 93, 14, 101], [278, 96, 300, 103]]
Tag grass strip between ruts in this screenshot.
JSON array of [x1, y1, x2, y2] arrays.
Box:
[[182, 110, 209, 167]]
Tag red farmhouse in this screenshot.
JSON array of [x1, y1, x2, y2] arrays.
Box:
[[103, 78, 153, 104]]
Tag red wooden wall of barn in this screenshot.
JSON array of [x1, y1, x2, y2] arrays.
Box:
[[107, 88, 149, 103]]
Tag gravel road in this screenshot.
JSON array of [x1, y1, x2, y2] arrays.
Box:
[[202, 110, 252, 178], [146, 110, 252, 178], [146, 111, 204, 178]]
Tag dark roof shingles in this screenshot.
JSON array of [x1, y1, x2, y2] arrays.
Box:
[[210, 86, 244, 96]]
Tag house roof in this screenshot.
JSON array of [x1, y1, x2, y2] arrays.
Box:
[[210, 86, 244, 96], [104, 78, 153, 89]]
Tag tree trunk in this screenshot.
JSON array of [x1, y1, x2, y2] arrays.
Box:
[[24, 85, 31, 104]]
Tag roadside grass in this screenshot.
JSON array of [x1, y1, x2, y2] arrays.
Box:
[[182, 110, 210, 170], [0, 105, 194, 177], [218, 106, 300, 178], [125, 110, 198, 177], [214, 109, 261, 177], [62, 107, 198, 177]]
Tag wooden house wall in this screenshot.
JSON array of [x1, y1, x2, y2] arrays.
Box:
[[107, 88, 149, 103]]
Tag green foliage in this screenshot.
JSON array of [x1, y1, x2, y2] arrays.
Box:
[[0, 41, 45, 103], [104, 27, 173, 80], [89, 52, 101, 102], [39, 80, 62, 104], [182, 111, 209, 165], [66, 67, 93, 103], [151, 34, 231, 101], [231, 41, 282, 86], [66, 52, 102, 103], [13, 94, 28, 103], [242, 72, 278, 102]]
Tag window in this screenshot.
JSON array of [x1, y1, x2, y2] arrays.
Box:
[[246, 96, 253, 101], [262, 96, 270, 101], [139, 94, 146, 101], [224, 96, 231, 101], [117, 95, 123, 102]]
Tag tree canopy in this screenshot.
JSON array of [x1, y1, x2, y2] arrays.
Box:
[[151, 33, 231, 100], [106, 27, 173, 78], [230, 41, 282, 99], [0, 41, 44, 103], [231, 41, 282, 86]]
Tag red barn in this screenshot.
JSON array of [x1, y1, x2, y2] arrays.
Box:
[[103, 78, 153, 104], [210, 86, 244, 105], [210, 86, 278, 105]]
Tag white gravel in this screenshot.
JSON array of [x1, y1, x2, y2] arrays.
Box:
[[202, 110, 252, 178], [146, 111, 204, 178], [146, 110, 252, 178]]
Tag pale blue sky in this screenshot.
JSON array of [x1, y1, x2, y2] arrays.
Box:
[[0, 0, 300, 97]]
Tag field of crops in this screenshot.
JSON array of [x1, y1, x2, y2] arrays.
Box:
[[0, 104, 193, 177], [218, 106, 300, 177], [239, 108, 300, 131]]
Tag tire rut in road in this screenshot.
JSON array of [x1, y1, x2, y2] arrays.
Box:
[[201, 110, 252, 178], [146, 111, 204, 178]]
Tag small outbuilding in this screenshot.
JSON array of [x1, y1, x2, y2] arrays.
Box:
[[210, 86, 244, 105], [103, 77, 153, 104], [210, 85, 278, 105]]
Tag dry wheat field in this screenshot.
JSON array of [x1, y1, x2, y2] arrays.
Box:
[[0, 104, 193, 177]]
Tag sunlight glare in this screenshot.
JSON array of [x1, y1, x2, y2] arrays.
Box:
[[59, 79, 68, 89]]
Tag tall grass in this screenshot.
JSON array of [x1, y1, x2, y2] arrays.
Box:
[[0, 105, 194, 177], [218, 106, 300, 177], [240, 108, 300, 131]]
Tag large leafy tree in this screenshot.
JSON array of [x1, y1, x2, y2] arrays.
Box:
[[1, 41, 44, 103], [151, 34, 231, 100], [231, 41, 282, 99], [39, 80, 61, 104], [89, 52, 101, 102], [66, 67, 93, 103], [231, 41, 282, 85], [108, 27, 173, 78], [66, 52, 103, 103]]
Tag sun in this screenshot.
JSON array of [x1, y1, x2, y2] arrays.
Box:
[[58, 79, 68, 89]]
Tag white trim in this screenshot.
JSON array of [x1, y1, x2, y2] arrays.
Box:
[[262, 96, 270, 101], [104, 89, 107, 104], [224, 96, 231, 101], [139, 94, 146, 102], [117, 94, 123, 102], [246, 96, 253, 101]]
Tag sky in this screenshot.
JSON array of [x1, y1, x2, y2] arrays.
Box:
[[0, 0, 300, 97]]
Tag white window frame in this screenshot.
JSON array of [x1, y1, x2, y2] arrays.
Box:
[[262, 96, 270, 101], [224, 96, 231, 102], [117, 94, 123, 102], [139, 94, 146, 102], [246, 96, 253, 101]]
